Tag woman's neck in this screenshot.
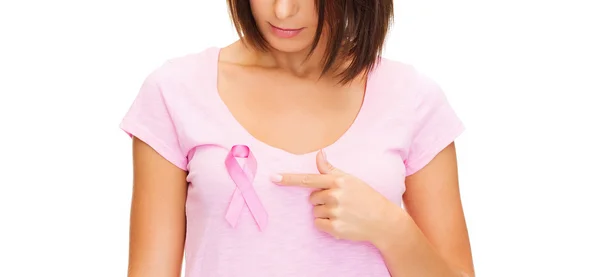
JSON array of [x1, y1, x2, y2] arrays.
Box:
[[256, 48, 324, 79]]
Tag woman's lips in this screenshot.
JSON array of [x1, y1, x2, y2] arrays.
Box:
[[269, 24, 304, 38]]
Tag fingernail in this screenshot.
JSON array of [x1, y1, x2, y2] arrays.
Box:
[[270, 174, 283, 183], [321, 149, 327, 161]]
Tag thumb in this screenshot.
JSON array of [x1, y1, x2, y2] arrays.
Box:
[[316, 149, 343, 175]]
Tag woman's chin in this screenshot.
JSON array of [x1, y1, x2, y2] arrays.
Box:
[[264, 37, 314, 54]]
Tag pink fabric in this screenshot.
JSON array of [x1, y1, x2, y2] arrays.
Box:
[[120, 47, 465, 276]]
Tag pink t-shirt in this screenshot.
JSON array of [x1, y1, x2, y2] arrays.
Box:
[[120, 47, 464, 276]]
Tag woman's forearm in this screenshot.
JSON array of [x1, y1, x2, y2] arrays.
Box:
[[372, 206, 470, 277]]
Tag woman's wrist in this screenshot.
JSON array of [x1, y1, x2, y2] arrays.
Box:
[[369, 207, 469, 277], [369, 202, 412, 251]]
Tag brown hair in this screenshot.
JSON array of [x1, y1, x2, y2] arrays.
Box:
[[227, 0, 394, 84]]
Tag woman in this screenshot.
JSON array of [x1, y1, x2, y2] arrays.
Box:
[[120, 0, 475, 276]]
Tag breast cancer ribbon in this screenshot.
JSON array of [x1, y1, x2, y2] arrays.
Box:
[[224, 145, 268, 231]]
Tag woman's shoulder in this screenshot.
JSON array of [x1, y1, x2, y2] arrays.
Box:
[[146, 47, 220, 88], [120, 47, 225, 169], [371, 56, 451, 107], [373, 56, 431, 89], [126, 46, 223, 124]]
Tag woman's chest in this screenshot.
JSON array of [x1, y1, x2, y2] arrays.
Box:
[[184, 138, 408, 228]]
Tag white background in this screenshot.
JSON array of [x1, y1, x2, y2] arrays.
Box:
[[1, 0, 599, 276]]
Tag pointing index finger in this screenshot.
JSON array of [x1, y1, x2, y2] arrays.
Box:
[[271, 174, 336, 189]]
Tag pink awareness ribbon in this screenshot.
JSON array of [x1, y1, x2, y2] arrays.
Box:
[[224, 145, 268, 231]]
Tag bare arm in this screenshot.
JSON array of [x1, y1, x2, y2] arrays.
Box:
[[127, 137, 188, 277], [374, 142, 475, 277]]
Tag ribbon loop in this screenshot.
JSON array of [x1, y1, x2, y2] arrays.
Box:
[[224, 145, 268, 231]]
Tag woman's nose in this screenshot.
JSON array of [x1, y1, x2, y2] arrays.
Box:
[[274, 0, 298, 20]]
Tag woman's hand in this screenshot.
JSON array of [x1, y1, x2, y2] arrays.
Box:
[[271, 150, 404, 243]]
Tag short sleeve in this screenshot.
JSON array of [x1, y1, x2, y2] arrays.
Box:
[[404, 73, 465, 176], [119, 69, 188, 170]]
